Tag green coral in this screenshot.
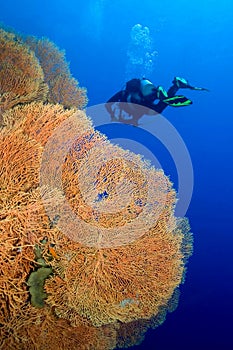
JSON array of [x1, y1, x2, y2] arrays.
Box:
[[27, 241, 53, 308], [27, 267, 52, 308]]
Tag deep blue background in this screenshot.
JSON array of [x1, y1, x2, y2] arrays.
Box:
[[1, 1, 233, 349]]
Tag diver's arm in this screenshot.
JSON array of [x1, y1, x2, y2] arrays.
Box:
[[105, 91, 125, 117]]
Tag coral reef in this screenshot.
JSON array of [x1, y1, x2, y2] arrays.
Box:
[[25, 36, 88, 109], [0, 27, 87, 122], [0, 26, 193, 349], [1, 305, 117, 350], [0, 29, 48, 117]]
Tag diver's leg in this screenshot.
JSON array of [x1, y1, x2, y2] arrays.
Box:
[[167, 84, 179, 97], [149, 84, 179, 113], [166, 76, 192, 97]]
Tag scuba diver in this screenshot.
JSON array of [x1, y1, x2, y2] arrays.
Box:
[[105, 77, 209, 126]]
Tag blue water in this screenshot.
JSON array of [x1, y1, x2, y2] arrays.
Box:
[[1, 0, 233, 349]]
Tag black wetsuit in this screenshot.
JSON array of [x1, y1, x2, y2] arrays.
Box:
[[106, 83, 179, 114]]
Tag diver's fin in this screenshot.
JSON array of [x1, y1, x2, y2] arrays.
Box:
[[162, 95, 193, 107], [188, 85, 210, 92], [173, 77, 209, 91]]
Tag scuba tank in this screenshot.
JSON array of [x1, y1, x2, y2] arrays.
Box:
[[125, 78, 157, 103], [140, 79, 157, 98]]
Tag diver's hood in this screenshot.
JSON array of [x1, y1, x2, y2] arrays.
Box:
[[140, 79, 156, 97]]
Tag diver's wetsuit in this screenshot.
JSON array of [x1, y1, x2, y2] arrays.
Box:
[[142, 84, 179, 113], [106, 83, 179, 114]]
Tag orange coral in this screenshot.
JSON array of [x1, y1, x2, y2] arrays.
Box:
[[25, 36, 88, 109], [40, 127, 173, 247], [41, 131, 191, 328], [116, 319, 150, 348], [45, 217, 187, 327], [0, 29, 48, 117], [0, 130, 42, 202], [0, 304, 117, 350], [0, 127, 46, 323], [0, 221, 34, 324], [1, 101, 84, 146], [0, 26, 193, 349]]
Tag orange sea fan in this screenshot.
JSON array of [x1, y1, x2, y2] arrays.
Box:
[[0, 129, 43, 204], [115, 288, 181, 348], [0, 186, 59, 325], [0, 29, 48, 117], [44, 216, 191, 347], [25, 36, 88, 109], [0, 304, 117, 350], [40, 127, 191, 327], [45, 219, 186, 327], [116, 319, 151, 348], [0, 102, 101, 334], [0, 221, 35, 324], [40, 126, 174, 248], [1, 101, 90, 146], [0, 29, 193, 347]]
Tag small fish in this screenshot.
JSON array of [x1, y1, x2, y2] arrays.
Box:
[[49, 244, 59, 259]]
